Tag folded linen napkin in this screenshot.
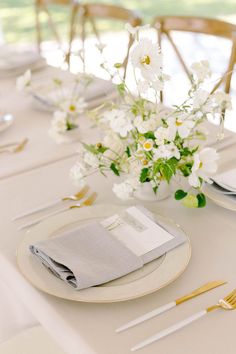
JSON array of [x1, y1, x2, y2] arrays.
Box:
[[30, 222, 143, 290], [29, 206, 186, 290]]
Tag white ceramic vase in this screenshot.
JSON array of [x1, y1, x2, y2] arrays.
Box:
[[134, 181, 171, 202]]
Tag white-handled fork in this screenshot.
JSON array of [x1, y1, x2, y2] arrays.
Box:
[[131, 288, 236, 351]]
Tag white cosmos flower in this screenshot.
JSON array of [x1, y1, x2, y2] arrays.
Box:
[[84, 152, 99, 168], [130, 38, 162, 80], [154, 126, 174, 145], [153, 142, 180, 160], [134, 115, 158, 134], [192, 89, 210, 109], [168, 115, 195, 139], [51, 111, 68, 134], [190, 60, 211, 82], [69, 162, 87, 188], [188, 147, 219, 187], [105, 109, 133, 137], [60, 97, 87, 116], [212, 91, 232, 110], [16, 70, 31, 91], [112, 180, 134, 200]]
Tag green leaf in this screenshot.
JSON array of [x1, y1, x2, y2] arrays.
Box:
[[97, 146, 108, 154], [160, 158, 178, 183], [110, 163, 120, 176], [140, 168, 149, 183], [83, 143, 99, 155], [144, 131, 155, 140], [153, 186, 158, 194], [175, 189, 187, 200], [197, 193, 206, 208], [125, 146, 131, 157]]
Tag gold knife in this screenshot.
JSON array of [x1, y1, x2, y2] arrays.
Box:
[[116, 280, 226, 333]]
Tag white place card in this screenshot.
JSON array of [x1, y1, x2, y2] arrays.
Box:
[[101, 206, 174, 257]]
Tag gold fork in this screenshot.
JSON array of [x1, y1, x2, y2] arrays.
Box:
[[70, 192, 98, 209], [18, 190, 97, 230], [132, 289, 236, 351], [0, 138, 28, 154], [13, 185, 90, 221]]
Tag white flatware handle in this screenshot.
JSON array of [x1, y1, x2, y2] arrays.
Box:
[[131, 310, 207, 352], [12, 199, 62, 221], [116, 302, 176, 333], [18, 205, 69, 230]]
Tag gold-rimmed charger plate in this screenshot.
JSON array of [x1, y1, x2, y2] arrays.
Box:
[[17, 204, 191, 303]]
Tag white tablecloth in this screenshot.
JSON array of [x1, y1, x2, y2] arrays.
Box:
[[0, 148, 236, 353]]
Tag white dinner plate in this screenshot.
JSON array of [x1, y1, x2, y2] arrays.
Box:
[[203, 183, 236, 211], [17, 204, 191, 303]]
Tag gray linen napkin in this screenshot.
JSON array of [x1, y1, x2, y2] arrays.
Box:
[[29, 222, 143, 290]]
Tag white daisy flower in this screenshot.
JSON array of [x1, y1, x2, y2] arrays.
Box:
[[84, 152, 99, 168], [192, 89, 210, 109], [51, 111, 68, 134], [153, 142, 180, 160], [212, 91, 232, 111], [130, 38, 162, 80], [190, 60, 211, 82], [69, 162, 87, 188], [168, 115, 195, 139], [134, 115, 158, 134], [60, 97, 87, 116], [142, 139, 154, 151], [188, 147, 219, 187], [154, 126, 174, 145], [108, 109, 133, 137]]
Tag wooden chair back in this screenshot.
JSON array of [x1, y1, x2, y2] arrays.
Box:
[[152, 16, 236, 101], [35, 0, 78, 57], [69, 3, 142, 76]]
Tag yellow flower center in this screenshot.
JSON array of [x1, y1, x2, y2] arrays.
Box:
[[143, 141, 152, 150], [142, 159, 148, 165], [199, 161, 203, 169], [140, 55, 151, 65], [69, 104, 76, 112], [176, 120, 183, 126]]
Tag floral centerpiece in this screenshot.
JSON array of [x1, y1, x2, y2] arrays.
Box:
[[16, 70, 91, 143], [70, 27, 232, 208]]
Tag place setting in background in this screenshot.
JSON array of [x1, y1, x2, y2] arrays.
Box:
[[203, 166, 236, 211], [0, 45, 46, 78]]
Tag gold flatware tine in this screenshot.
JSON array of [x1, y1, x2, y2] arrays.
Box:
[[131, 288, 236, 351], [70, 192, 98, 209], [0, 138, 28, 154], [18, 189, 95, 230], [13, 138, 28, 153], [12, 185, 90, 221], [116, 280, 226, 333], [62, 185, 89, 201]]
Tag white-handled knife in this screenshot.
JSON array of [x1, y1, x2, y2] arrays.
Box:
[[116, 280, 226, 333]]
